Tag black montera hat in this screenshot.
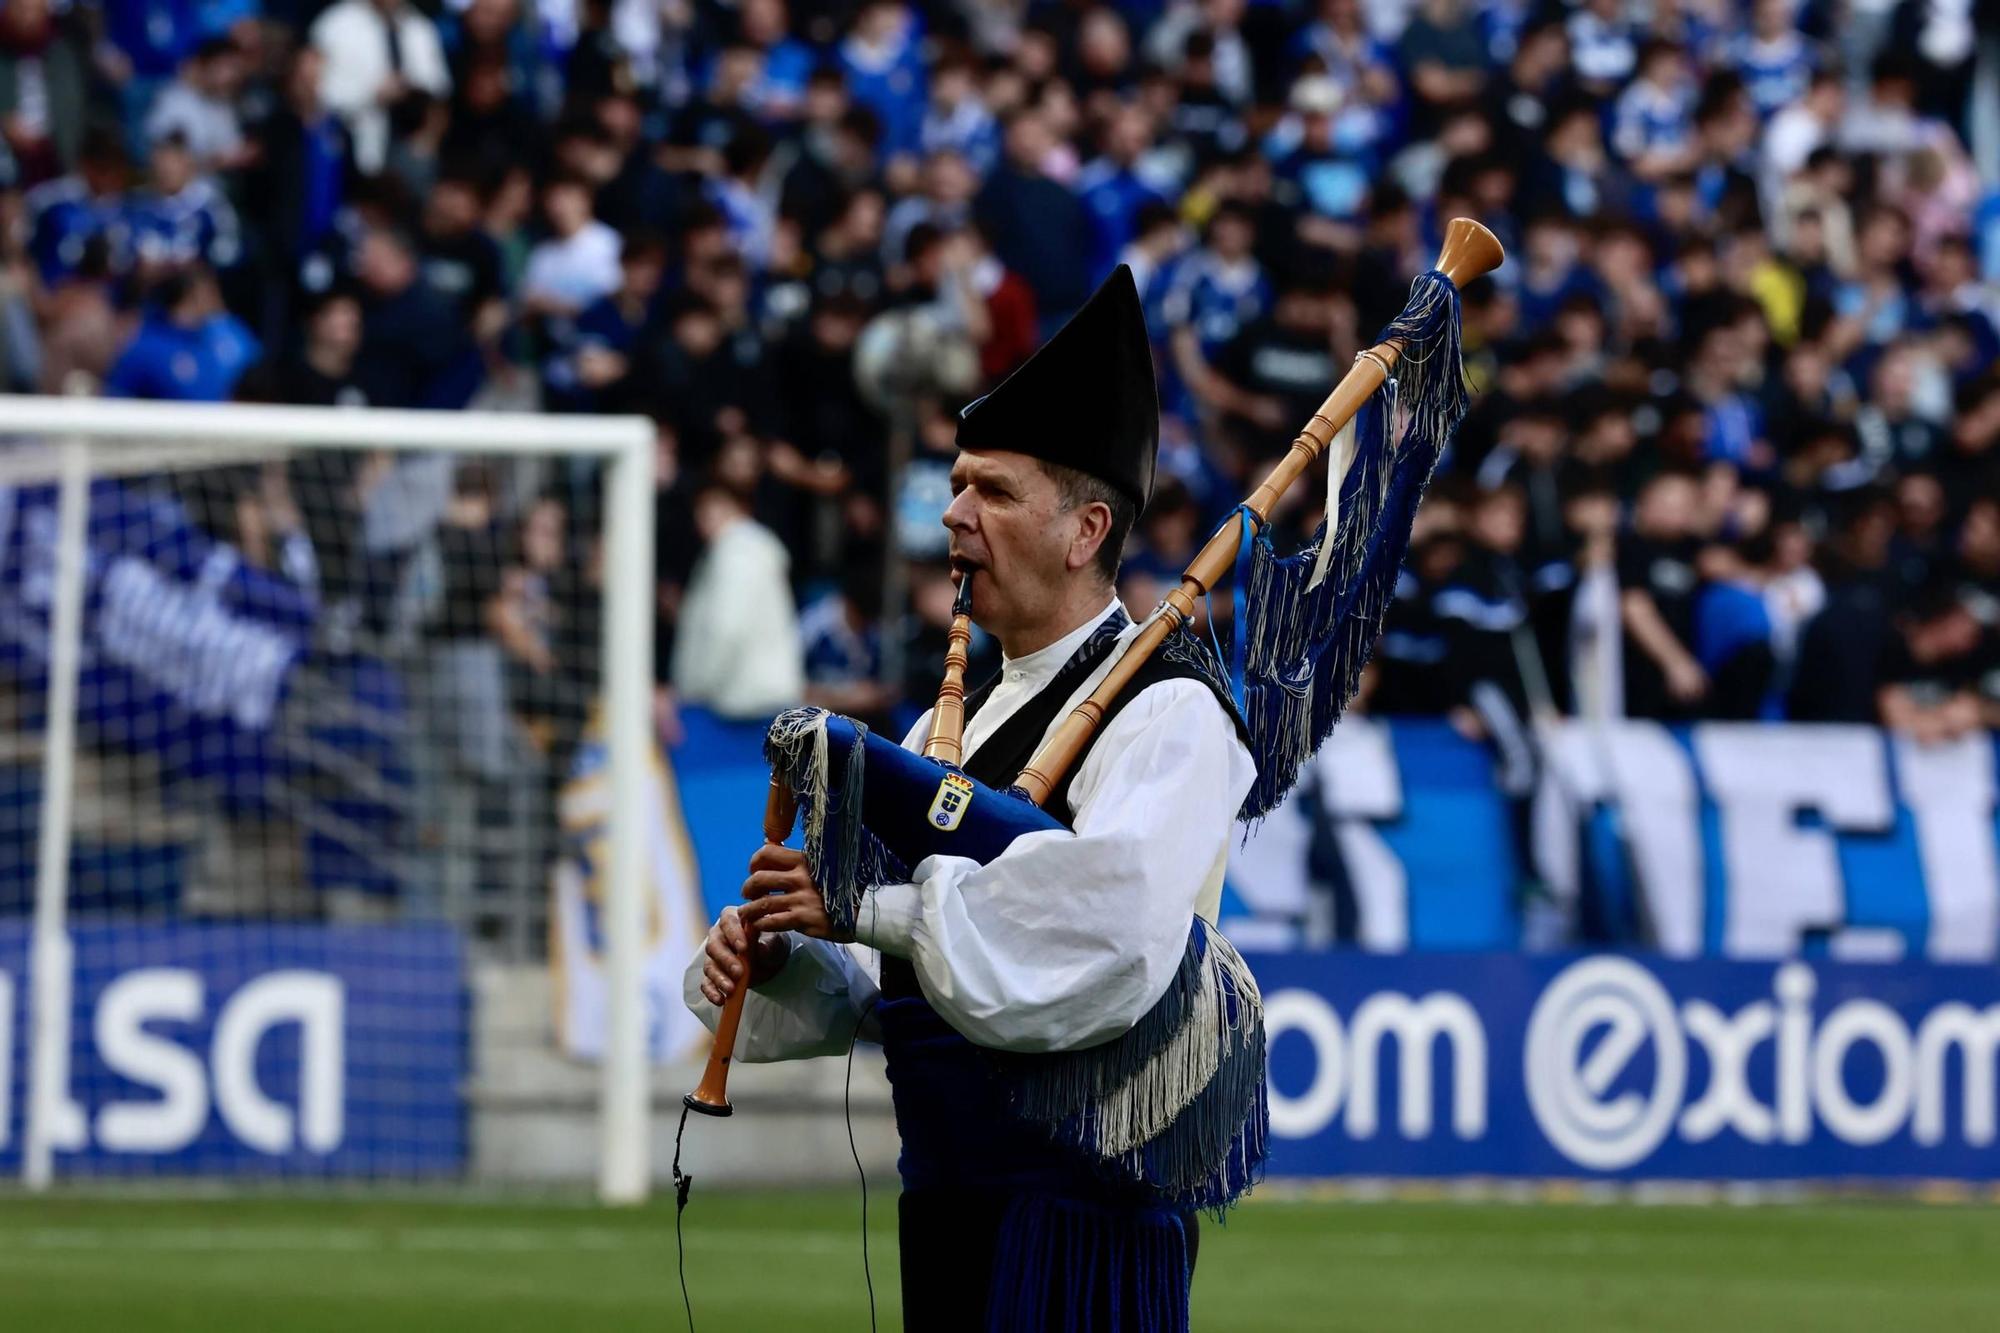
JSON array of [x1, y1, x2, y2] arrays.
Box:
[[955, 265, 1159, 509]]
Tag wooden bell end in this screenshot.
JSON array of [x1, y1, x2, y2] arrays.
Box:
[[1435, 218, 1506, 290]]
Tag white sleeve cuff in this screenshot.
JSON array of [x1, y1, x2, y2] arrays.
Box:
[[853, 880, 923, 957]]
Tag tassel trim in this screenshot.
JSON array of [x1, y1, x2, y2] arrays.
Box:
[[997, 918, 1269, 1217], [1238, 269, 1468, 820], [763, 705, 908, 935]]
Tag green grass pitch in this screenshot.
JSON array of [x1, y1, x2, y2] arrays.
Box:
[[2, 1190, 1996, 1331]]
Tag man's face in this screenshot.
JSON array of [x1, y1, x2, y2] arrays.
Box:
[[544, 183, 591, 235], [674, 310, 723, 357], [153, 143, 194, 194], [1211, 215, 1253, 260], [212, 51, 245, 95], [1106, 107, 1150, 162], [943, 450, 1089, 634], [1472, 495, 1525, 553], [623, 253, 664, 301], [1006, 113, 1053, 172], [928, 151, 974, 204], [357, 232, 415, 295], [311, 296, 362, 359], [426, 182, 479, 235], [716, 48, 762, 99], [1637, 477, 1696, 538]]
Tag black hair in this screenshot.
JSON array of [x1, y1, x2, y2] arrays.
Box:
[[723, 124, 774, 177], [1131, 200, 1179, 239], [620, 229, 672, 266], [903, 221, 944, 265]]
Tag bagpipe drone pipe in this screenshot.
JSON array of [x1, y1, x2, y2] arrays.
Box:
[[686, 219, 1507, 1214]]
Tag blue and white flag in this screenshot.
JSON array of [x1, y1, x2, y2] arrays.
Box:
[[0, 475, 410, 908]]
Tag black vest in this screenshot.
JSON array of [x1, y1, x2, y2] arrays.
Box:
[[880, 620, 1244, 1001]]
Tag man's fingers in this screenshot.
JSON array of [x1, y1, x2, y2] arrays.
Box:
[[741, 868, 806, 899], [704, 933, 737, 971], [736, 895, 783, 928], [748, 844, 806, 873], [739, 893, 811, 929], [711, 953, 737, 985], [752, 908, 805, 933], [719, 909, 749, 952]]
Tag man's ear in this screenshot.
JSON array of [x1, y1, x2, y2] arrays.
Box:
[[1067, 501, 1113, 574]]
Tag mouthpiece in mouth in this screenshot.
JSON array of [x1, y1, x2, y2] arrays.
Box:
[[951, 566, 975, 617]]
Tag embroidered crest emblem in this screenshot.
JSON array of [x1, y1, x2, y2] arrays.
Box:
[[927, 772, 974, 831]]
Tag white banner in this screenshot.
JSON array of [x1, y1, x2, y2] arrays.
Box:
[[550, 718, 710, 1064]]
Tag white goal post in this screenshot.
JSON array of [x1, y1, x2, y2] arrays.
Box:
[[0, 394, 657, 1204]]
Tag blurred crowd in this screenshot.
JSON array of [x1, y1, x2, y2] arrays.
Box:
[[2, 0, 1998, 760]]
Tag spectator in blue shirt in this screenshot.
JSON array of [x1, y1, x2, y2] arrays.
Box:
[[128, 133, 243, 279], [102, 0, 203, 149], [1163, 200, 1269, 360], [739, 0, 815, 122], [883, 148, 977, 273], [1161, 200, 1269, 427], [1687, 77, 1762, 230], [105, 264, 260, 401], [1514, 212, 1599, 332], [1121, 201, 1192, 343], [1294, 0, 1401, 114], [1266, 75, 1375, 224], [1074, 105, 1170, 278], [1650, 0, 1726, 66], [838, 1, 927, 161], [1613, 41, 1698, 182], [1531, 97, 1636, 222], [542, 233, 666, 414], [919, 55, 1000, 180], [1565, 0, 1636, 96], [1291, 0, 1402, 157], [705, 126, 778, 271], [1693, 538, 1779, 718], [1733, 0, 1814, 121], [974, 108, 1094, 330], [1834, 206, 1919, 349], [25, 128, 134, 287], [1685, 319, 1769, 469], [105, 0, 202, 80]]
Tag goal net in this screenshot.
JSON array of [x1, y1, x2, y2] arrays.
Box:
[[0, 397, 655, 1198]]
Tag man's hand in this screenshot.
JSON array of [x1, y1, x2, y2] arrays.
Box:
[[698, 905, 789, 1006], [737, 845, 850, 942], [1665, 654, 1710, 704]]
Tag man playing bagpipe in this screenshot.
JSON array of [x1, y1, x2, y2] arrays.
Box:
[[687, 221, 1502, 1331]]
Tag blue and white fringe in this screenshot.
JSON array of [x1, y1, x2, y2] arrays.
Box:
[[998, 917, 1268, 1215], [1238, 269, 1468, 820], [763, 705, 907, 936]]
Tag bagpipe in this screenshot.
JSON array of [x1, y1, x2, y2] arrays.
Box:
[[686, 219, 1505, 1212]]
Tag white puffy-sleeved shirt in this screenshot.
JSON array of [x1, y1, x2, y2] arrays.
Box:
[[682, 598, 1258, 1058]]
